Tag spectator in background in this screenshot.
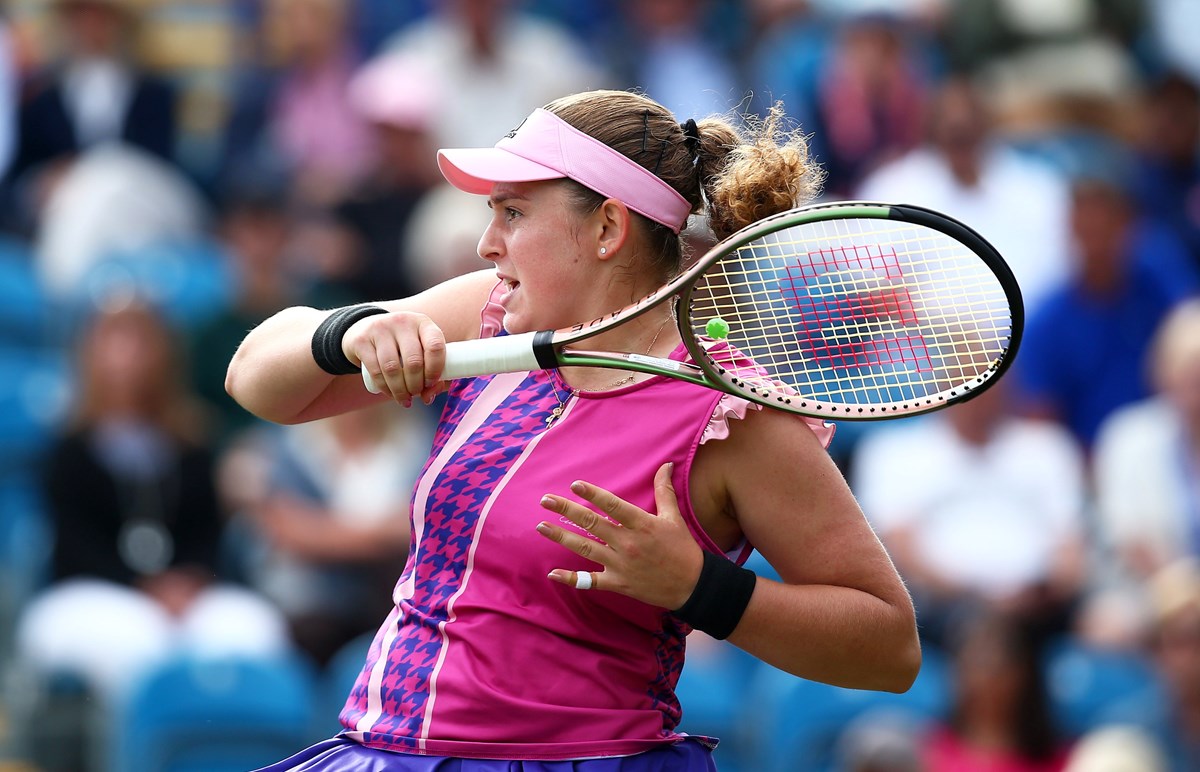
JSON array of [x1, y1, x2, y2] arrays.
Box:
[[1063, 725, 1167, 772], [221, 402, 432, 666], [221, 0, 374, 210], [923, 609, 1072, 771], [0, 13, 17, 182], [33, 143, 209, 299], [401, 183, 493, 293], [1137, 559, 1200, 771], [758, 11, 928, 197], [812, 12, 928, 196], [382, 0, 606, 150], [1132, 71, 1200, 271], [1151, 0, 1200, 86], [347, 0, 429, 58], [188, 179, 348, 446], [319, 51, 443, 303], [851, 380, 1088, 647], [1013, 149, 1199, 449], [14, 302, 288, 702], [604, 0, 742, 120], [856, 75, 1072, 315], [942, 0, 1144, 140], [1092, 300, 1200, 584], [7, 0, 177, 231]]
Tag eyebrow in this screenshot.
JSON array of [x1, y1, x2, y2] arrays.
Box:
[[487, 186, 530, 207]]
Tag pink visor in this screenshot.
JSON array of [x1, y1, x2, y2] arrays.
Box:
[[437, 108, 692, 233]]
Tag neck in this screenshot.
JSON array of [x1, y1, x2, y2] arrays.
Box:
[[559, 309, 679, 391]]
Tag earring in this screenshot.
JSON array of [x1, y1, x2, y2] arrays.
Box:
[[599, 247, 607, 255]]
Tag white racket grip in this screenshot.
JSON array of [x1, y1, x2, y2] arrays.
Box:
[[361, 331, 543, 394]]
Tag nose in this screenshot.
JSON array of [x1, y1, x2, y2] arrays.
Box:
[[477, 217, 502, 264]]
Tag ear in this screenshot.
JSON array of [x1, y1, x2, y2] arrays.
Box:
[[592, 198, 632, 260]]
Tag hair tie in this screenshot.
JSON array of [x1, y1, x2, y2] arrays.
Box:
[[681, 118, 700, 158]]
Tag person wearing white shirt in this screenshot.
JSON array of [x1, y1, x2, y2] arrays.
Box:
[[1093, 300, 1200, 584], [855, 76, 1072, 316], [851, 380, 1088, 643]]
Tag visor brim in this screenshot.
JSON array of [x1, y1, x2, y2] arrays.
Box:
[[437, 148, 565, 195]]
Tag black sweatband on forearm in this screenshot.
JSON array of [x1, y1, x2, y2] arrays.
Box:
[[672, 550, 757, 640], [311, 305, 389, 375]]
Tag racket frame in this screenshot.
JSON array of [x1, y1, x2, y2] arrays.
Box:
[[674, 201, 1024, 419]]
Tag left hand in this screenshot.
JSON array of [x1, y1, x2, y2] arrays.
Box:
[[535, 462, 704, 610]]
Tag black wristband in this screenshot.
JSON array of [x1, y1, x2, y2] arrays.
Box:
[[672, 550, 757, 640], [311, 305, 389, 375]]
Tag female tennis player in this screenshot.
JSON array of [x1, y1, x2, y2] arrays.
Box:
[[228, 89, 920, 771]]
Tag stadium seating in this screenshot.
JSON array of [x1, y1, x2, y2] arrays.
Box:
[[0, 237, 52, 351], [1043, 637, 1167, 739], [71, 239, 236, 334], [675, 636, 762, 772], [747, 644, 952, 772], [317, 632, 375, 737], [109, 653, 319, 772]]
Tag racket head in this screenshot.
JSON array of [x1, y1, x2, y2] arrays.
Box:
[[677, 202, 1024, 420]]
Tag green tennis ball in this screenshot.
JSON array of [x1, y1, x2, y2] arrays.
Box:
[[706, 317, 730, 339]]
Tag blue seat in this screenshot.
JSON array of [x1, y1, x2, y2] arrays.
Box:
[[749, 645, 952, 772], [1043, 638, 1166, 739], [318, 632, 375, 736], [110, 653, 319, 772], [675, 636, 763, 772], [0, 349, 71, 477], [0, 473, 52, 656], [73, 239, 236, 333], [0, 236, 52, 350]]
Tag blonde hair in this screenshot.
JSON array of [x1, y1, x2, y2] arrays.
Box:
[[544, 90, 823, 278], [1150, 298, 1200, 393]]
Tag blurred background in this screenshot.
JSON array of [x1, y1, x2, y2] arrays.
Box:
[[0, 0, 1198, 770]]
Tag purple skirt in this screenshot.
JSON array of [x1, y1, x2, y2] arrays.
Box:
[[252, 737, 718, 772]]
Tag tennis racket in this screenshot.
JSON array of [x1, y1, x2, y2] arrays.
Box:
[[363, 201, 1023, 421]]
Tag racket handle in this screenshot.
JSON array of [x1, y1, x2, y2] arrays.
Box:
[[361, 331, 542, 394]]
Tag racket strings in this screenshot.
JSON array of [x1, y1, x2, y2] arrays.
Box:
[[686, 217, 1013, 409]]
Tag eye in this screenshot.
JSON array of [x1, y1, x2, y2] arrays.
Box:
[[504, 207, 522, 222]]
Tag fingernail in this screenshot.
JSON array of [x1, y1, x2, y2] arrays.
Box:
[[547, 570, 568, 583], [535, 522, 551, 535], [403, 398, 413, 409], [539, 495, 555, 508], [424, 379, 434, 388], [570, 481, 585, 494]]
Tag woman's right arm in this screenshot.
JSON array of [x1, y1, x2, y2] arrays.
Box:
[[226, 269, 498, 425]]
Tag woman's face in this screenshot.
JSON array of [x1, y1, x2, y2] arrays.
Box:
[[476, 180, 599, 333], [83, 308, 173, 415]]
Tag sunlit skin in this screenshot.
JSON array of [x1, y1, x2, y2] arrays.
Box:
[[478, 181, 680, 390], [480, 182, 601, 335]]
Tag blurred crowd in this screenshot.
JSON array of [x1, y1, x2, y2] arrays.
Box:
[[0, 0, 1198, 770]]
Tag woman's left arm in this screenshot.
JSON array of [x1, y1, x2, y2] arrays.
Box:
[[537, 407, 921, 693], [711, 408, 921, 693]]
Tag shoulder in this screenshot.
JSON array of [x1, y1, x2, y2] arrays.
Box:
[[697, 404, 833, 475]]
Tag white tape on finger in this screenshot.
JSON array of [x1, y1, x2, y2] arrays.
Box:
[[575, 571, 594, 591], [362, 363, 382, 394]]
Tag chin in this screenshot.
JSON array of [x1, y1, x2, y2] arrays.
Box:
[[501, 313, 530, 335]]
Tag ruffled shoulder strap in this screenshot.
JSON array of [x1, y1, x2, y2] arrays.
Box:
[[700, 393, 835, 449]]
